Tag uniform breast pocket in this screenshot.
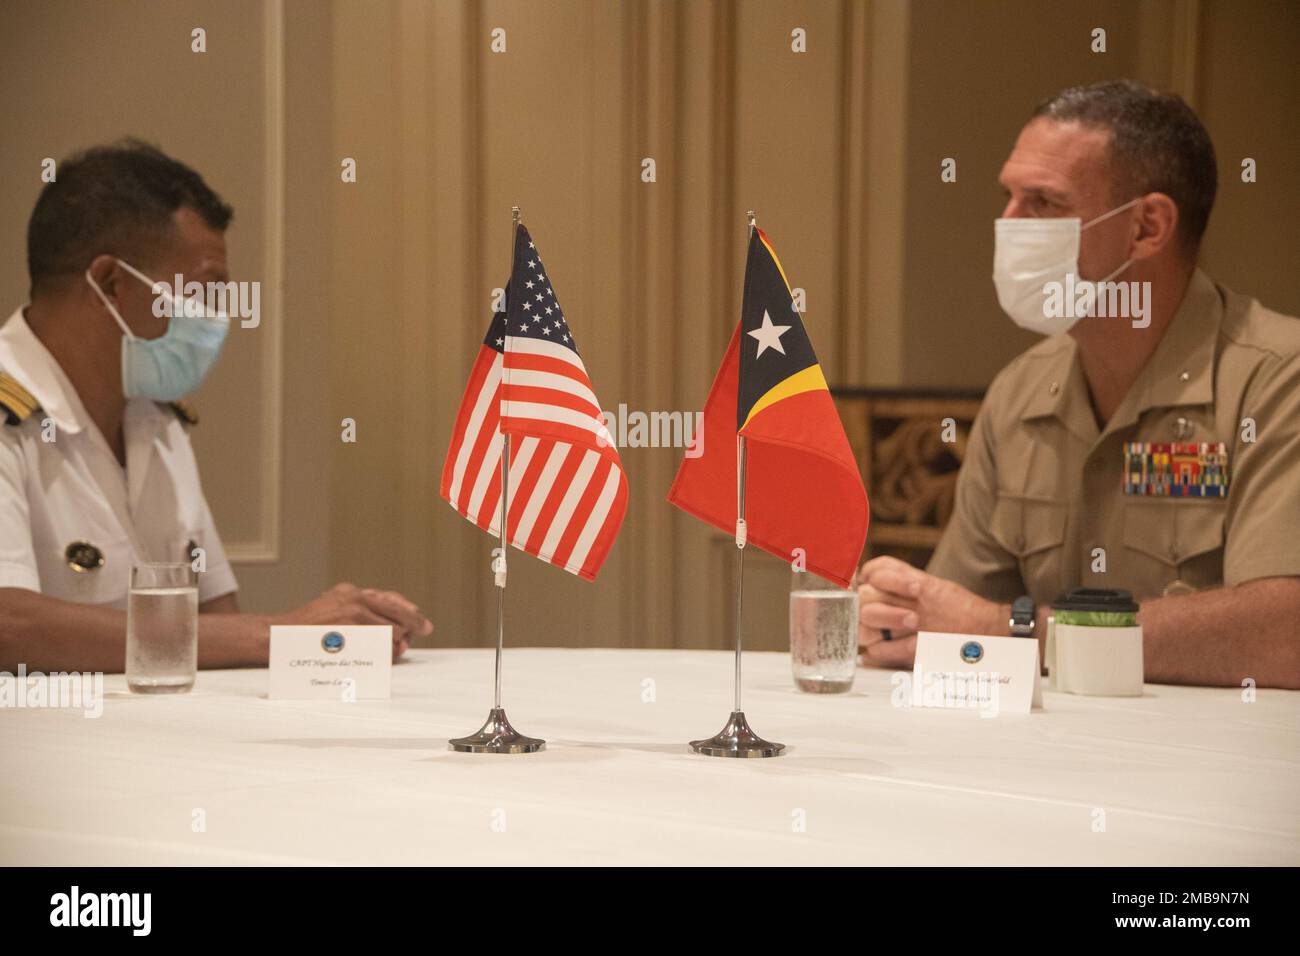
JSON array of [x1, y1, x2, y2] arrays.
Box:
[[1123, 499, 1226, 594], [990, 494, 1069, 597], [52, 535, 135, 609]]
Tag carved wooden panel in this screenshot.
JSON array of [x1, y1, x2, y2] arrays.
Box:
[[833, 388, 984, 568]]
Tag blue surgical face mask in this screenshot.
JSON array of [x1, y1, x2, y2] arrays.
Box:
[[85, 259, 230, 401]]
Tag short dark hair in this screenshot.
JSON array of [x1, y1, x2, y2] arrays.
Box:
[[27, 138, 233, 297], [1032, 79, 1217, 249]]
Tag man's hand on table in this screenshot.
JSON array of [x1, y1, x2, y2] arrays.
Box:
[[856, 556, 1006, 669], [273, 583, 433, 662]]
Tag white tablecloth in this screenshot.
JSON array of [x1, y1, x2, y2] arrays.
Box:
[[2, 648, 1296, 865]]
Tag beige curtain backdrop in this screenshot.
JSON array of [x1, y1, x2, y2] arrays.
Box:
[[1, 1, 1296, 652]]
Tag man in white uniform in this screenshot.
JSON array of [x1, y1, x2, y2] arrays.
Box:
[[0, 140, 431, 672]]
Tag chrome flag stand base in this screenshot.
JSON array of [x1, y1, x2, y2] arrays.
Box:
[[690, 710, 784, 758], [449, 707, 545, 754], [689, 422, 786, 758], [446, 434, 544, 756], [448, 289, 547, 756]]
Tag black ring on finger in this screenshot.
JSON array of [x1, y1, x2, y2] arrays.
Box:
[[881, 628, 893, 642]]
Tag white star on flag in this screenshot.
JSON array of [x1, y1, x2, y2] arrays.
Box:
[[748, 310, 791, 358]]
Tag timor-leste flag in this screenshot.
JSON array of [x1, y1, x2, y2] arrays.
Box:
[[668, 227, 868, 587]]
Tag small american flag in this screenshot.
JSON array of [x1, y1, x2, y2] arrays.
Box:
[[439, 223, 627, 581]]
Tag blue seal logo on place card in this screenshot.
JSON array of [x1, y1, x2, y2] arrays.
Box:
[[321, 631, 346, 654], [960, 640, 984, 664]]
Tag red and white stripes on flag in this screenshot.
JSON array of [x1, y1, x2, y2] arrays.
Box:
[[439, 224, 627, 581]]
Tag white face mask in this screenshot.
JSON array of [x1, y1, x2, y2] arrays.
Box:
[[992, 198, 1140, 335]]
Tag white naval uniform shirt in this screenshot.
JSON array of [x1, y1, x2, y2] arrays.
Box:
[[0, 307, 237, 608]]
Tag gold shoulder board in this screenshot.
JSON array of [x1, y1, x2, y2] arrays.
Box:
[[0, 371, 39, 426]]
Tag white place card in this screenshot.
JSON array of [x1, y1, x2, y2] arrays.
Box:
[[911, 631, 1043, 714], [268, 625, 392, 700]]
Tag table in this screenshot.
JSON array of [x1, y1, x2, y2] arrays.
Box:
[[2, 649, 1296, 865]]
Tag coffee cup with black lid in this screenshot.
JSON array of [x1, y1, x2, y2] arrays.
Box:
[[1046, 588, 1144, 696]]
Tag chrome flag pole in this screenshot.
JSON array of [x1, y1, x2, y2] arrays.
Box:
[[449, 205, 545, 754], [689, 210, 785, 758]]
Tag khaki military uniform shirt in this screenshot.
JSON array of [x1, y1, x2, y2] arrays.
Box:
[[928, 269, 1300, 607]]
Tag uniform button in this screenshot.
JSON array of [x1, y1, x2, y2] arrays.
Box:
[[1048, 381, 1060, 395], [1163, 579, 1195, 597], [1175, 416, 1194, 440], [1179, 370, 1191, 382], [65, 541, 105, 572]]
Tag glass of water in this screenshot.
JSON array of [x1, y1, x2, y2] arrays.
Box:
[[127, 563, 198, 694], [790, 569, 860, 693]]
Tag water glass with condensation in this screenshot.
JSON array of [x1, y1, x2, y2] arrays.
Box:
[[790, 569, 859, 693], [127, 563, 198, 694]]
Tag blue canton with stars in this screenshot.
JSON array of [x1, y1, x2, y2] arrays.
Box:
[[484, 223, 577, 356]]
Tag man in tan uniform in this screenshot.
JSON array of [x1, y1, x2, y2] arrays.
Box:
[[857, 80, 1300, 688]]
